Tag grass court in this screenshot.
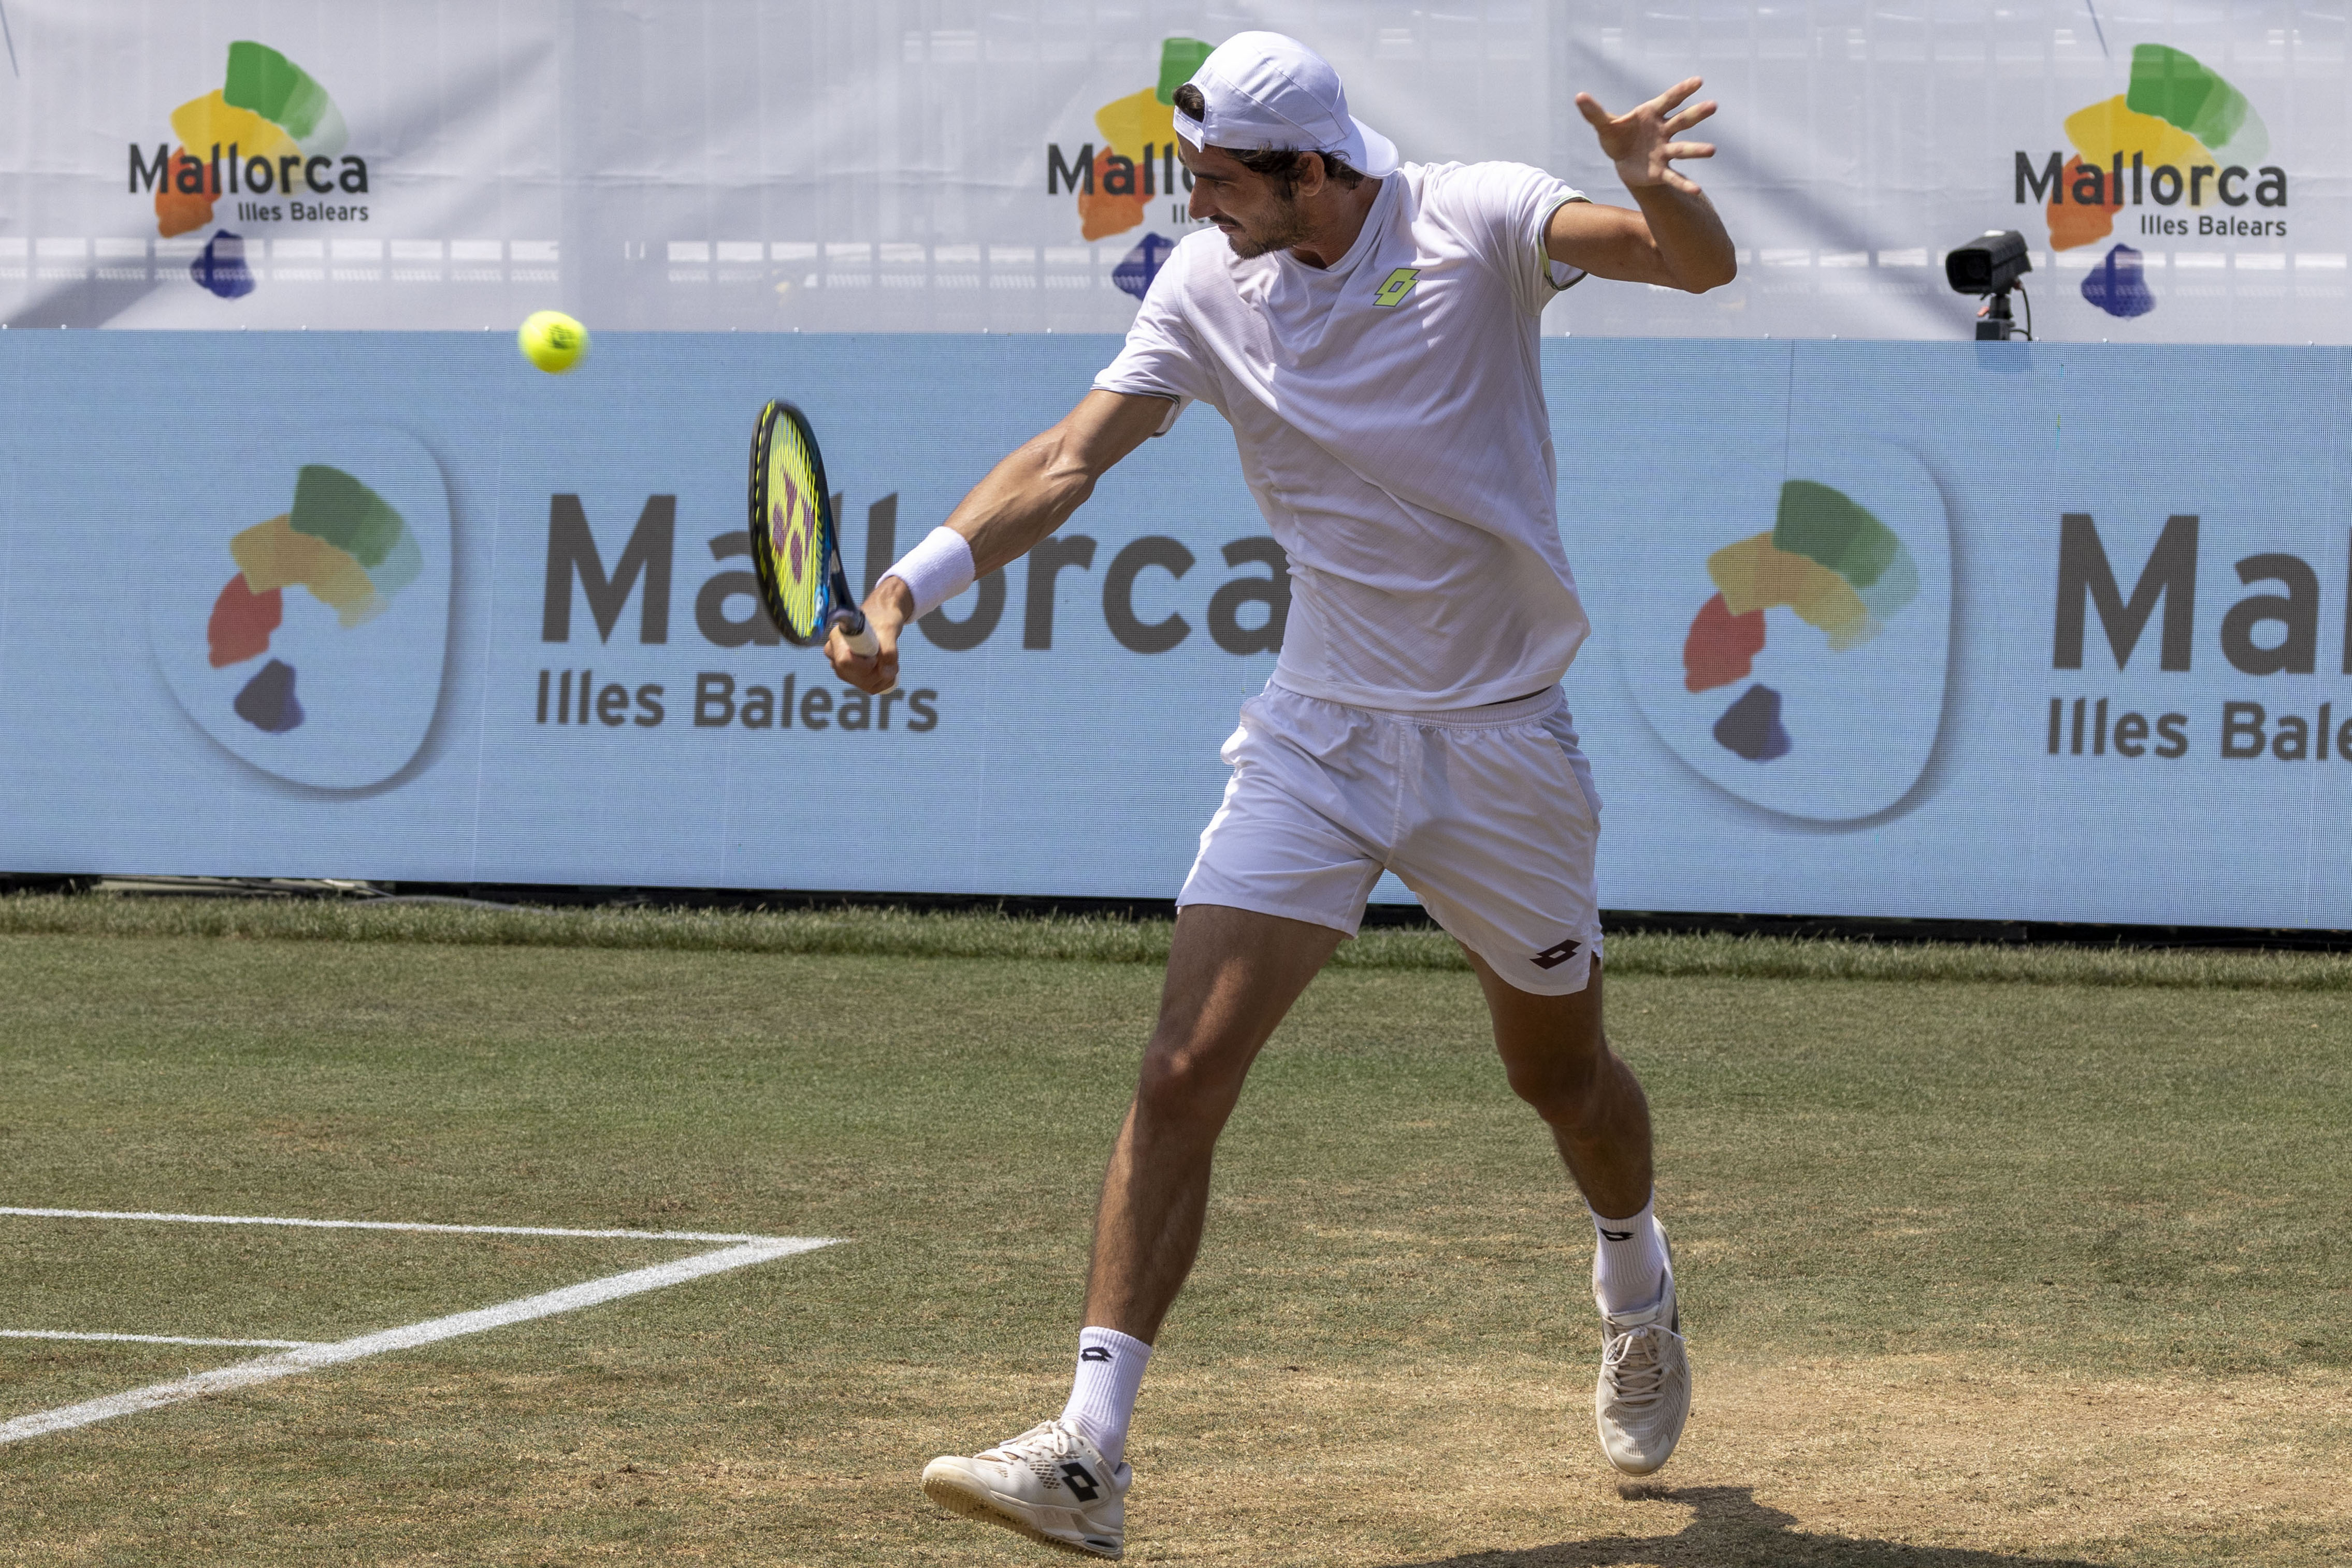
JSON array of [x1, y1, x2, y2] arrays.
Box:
[[0, 895, 2347, 1565]]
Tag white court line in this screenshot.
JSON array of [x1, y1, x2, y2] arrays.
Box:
[[0, 1207, 775, 1243], [0, 1237, 833, 1446], [2, 1329, 316, 1349]]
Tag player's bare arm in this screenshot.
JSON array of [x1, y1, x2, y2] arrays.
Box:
[[826, 387, 1172, 692], [1547, 77, 1737, 292]]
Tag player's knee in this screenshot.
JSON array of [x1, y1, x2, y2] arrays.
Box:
[[1133, 1038, 1248, 1129], [1504, 1041, 1611, 1130]]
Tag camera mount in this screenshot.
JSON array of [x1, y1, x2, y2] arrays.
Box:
[[1945, 229, 2033, 341]]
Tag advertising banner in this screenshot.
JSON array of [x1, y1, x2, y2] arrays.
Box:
[[0, 1, 2343, 343], [1, 333, 2347, 928]]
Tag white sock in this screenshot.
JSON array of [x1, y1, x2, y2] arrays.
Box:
[[1590, 1194, 1669, 1316], [1059, 1326, 1152, 1469]]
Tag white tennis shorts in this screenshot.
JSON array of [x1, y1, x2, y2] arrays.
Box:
[[1178, 682, 1604, 995]]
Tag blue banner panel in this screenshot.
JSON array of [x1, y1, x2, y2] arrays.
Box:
[[1, 333, 2347, 927]]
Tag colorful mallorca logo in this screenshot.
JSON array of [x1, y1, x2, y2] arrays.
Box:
[[2017, 43, 2285, 321], [206, 466, 421, 733], [1045, 36, 1213, 300], [150, 430, 450, 790], [1680, 482, 1920, 763], [1612, 439, 1952, 823], [129, 41, 369, 301]]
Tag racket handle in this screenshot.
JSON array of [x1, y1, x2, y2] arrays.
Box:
[[832, 610, 898, 693]]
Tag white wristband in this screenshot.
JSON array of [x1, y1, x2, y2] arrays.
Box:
[[883, 526, 977, 619]]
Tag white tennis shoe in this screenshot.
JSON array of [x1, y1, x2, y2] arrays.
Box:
[[921, 1418, 1130, 1559], [1592, 1232, 1691, 1476]]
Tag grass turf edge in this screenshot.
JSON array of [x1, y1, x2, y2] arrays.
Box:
[[4, 892, 2349, 990]]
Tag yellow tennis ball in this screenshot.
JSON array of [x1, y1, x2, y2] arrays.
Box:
[[518, 310, 588, 373]]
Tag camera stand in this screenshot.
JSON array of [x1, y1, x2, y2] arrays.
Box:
[[1975, 289, 2024, 341]]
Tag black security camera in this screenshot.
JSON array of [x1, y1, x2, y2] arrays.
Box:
[[1945, 229, 2032, 340], [1945, 229, 2031, 295]]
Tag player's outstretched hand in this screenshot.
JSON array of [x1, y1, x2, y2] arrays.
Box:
[[1576, 78, 1717, 195], [829, 579, 911, 694]]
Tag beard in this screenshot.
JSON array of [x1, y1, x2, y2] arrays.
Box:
[[1218, 195, 1310, 259]]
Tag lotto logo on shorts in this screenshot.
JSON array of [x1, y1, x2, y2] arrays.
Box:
[[147, 426, 453, 791], [1532, 939, 1582, 970], [1372, 267, 1421, 307]]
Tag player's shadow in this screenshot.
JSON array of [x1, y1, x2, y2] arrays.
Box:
[[1381, 1484, 2102, 1567]]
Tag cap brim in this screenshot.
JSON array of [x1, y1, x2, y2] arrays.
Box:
[[1351, 118, 1399, 178]]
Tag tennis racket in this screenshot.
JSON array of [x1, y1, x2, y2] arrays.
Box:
[[747, 399, 882, 662]]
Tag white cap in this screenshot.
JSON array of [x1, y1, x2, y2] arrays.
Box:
[[1171, 32, 1398, 180]]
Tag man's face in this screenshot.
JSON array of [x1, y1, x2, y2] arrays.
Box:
[[1178, 140, 1309, 259]]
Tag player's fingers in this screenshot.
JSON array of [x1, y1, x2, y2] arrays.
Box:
[[1662, 141, 1716, 162], [839, 657, 891, 696], [1663, 99, 1718, 134], [1660, 168, 1703, 196], [824, 627, 877, 687], [1649, 76, 1702, 115], [1574, 91, 1615, 127]]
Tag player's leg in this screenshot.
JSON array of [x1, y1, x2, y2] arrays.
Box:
[[1383, 689, 1688, 1475], [1081, 691, 1386, 1352], [1083, 902, 1345, 1340], [1466, 952, 1651, 1219], [1466, 950, 1685, 1475], [1465, 953, 1672, 1316], [918, 907, 1341, 1559], [925, 689, 1380, 1559]]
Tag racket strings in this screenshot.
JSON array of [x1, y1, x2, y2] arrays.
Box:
[[752, 403, 838, 644]]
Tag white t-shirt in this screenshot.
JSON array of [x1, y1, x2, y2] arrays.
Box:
[[1095, 161, 1591, 712]]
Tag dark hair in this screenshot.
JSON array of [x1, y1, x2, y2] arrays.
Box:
[[1171, 82, 1366, 194]]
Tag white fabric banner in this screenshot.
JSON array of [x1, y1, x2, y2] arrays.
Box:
[[0, 1, 2341, 342]]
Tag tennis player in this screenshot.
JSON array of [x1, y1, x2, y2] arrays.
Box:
[[830, 32, 1735, 1559]]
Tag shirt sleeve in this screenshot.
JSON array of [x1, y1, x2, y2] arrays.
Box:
[[1426, 161, 1589, 317], [1091, 249, 1213, 433]]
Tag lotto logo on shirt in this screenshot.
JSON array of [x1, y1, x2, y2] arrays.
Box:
[[1608, 439, 1953, 823], [147, 427, 452, 791], [1372, 268, 1421, 307]]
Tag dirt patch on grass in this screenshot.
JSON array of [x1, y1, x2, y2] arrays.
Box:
[[4, 1325, 2344, 1566], [371, 1349, 2337, 1565], [1660, 1357, 2351, 1563], [1018, 1354, 2348, 1565]]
